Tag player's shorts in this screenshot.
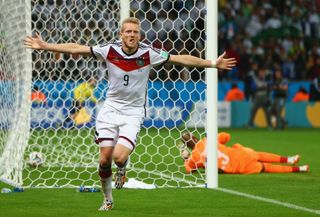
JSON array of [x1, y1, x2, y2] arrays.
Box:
[[95, 111, 143, 151]]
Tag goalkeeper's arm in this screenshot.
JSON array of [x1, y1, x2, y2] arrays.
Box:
[[176, 142, 190, 160], [176, 142, 195, 173], [24, 33, 91, 56]]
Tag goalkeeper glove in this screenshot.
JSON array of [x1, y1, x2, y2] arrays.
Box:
[[176, 142, 189, 160]]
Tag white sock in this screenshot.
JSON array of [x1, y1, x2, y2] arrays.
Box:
[[299, 165, 309, 172], [100, 176, 113, 201], [287, 155, 299, 164], [287, 156, 294, 164]]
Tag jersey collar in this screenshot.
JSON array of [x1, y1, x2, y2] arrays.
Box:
[[122, 46, 139, 56]]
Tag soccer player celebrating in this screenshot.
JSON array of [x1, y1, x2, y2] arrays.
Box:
[[180, 132, 309, 174], [24, 17, 236, 211]]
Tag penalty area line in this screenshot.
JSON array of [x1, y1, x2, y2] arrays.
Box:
[[217, 187, 320, 215]]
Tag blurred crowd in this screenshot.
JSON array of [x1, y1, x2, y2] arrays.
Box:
[[2, 0, 319, 84], [30, 0, 119, 81], [29, 0, 208, 81], [218, 0, 320, 81]]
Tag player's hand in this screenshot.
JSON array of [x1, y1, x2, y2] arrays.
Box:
[[23, 33, 45, 50], [215, 51, 237, 70], [177, 142, 186, 150], [176, 142, 189, 159], [180, 149, 189, 160]]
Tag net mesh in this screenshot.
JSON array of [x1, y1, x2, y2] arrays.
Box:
[[0, 0, 32, 186], [1, 0, 207, 188]]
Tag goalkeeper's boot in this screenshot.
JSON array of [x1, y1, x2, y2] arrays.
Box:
[[287, 155, 300, 164], [299, 165, 309, 172], [98, 199, 113, 211], [114, 167, 126, 189]]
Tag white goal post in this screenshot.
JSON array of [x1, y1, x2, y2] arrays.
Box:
[[205, 0, 218, 189], [0, 0, 218, 189]]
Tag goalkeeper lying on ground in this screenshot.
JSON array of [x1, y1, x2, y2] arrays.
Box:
[[179, 132, 309, 174]]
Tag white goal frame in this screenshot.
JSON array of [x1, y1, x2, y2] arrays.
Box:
[[205, 0, 218, 188]]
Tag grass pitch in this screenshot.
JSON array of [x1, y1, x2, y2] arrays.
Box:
[[1, 128, 320, 217]]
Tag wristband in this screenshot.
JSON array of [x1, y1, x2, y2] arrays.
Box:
[[211, 60, 216, 68]]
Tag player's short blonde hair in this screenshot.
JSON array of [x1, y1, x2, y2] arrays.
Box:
[[120, 17, 140, 32]]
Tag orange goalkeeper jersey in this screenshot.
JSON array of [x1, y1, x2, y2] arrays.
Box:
[[184, 138, 206, 173], [184, 133, 263, 174]]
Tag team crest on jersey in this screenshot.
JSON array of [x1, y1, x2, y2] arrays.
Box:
[[136, 57, 145, 66]]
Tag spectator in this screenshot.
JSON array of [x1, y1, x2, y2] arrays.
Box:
[[264, 9, 282, 29], [282, 55, 296, 80], [310, 75, 320, 101], [270, 68, 288, 129], [248, 67, 272, 129], [224, 83, 245, 101], [245, 8, 263, 37], [244, 61, 258, 101], [31, 86, 46, 104], [292, 87, 309, 102], [307, 56, 320, 80], [71, 77, 97, 120], [62, 77, 98, 127]]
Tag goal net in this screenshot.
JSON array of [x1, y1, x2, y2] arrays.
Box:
[[0, 0, 208, 188], [0, 0, 32, 186]]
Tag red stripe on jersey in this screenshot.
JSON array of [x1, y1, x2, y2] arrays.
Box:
[[107, 47, 151, 72]]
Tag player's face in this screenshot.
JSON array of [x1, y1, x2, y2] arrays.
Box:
[[120, 23, 141, 54]]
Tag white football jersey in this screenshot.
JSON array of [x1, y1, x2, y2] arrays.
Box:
[[91, 40, 169, 119]]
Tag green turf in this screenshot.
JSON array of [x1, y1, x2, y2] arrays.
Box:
[[1, 128, 320, 217], [24, 127, 205, 188]]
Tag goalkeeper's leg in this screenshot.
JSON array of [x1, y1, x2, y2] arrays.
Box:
[[257, 152, 300, 164], [98, 145, 114, 211], [262, 163, 309, 173]]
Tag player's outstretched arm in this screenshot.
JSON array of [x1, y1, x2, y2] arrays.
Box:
[[168, 51, 236, 70], [24, 33, 92, 56]]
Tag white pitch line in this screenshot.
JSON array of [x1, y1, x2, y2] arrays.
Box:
[[217, 187, 320, 215], [131, 168, 320, 215]]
